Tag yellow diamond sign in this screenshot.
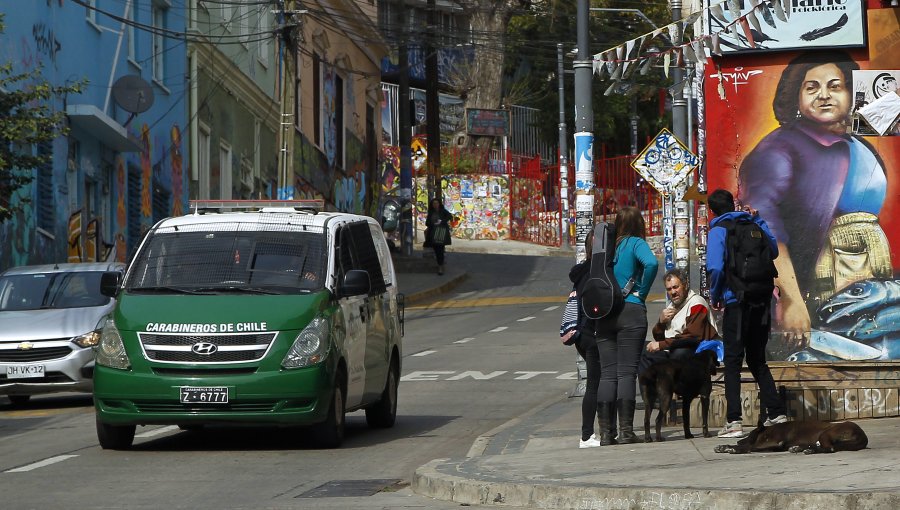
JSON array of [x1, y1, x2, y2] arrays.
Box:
[[631, 128, 698, 195]]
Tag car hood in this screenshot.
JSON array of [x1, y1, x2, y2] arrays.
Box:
[[0, 305, 114, 342]]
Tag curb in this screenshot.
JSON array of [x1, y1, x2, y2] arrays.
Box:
[[402, 272, 468, 306], [413, 460, 900, 509]]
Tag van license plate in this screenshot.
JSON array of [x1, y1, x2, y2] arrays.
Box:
[[179, 386, 229, 404], [6, 365, 45, 379]]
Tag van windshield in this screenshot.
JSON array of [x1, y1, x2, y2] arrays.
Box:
[[125, 230, 326, 294], [0, 271, 111, 311]]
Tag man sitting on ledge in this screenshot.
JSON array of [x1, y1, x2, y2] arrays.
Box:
[[640, 268, 720, 374]]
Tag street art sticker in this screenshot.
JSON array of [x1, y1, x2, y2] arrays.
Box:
[[705, 9, 900, 363], [851, 70, 900, 136], [574, 132, 593, 192], [416, 175, 509, 240], [631, 129, 698, 195]]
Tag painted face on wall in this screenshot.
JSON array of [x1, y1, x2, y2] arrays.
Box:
[[797, 63, 851, 128]]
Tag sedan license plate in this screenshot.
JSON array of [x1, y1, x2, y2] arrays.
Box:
[[179, 386, 229, 404], [6, 365, 45, 379]]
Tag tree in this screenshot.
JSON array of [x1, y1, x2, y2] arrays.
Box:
[[0, 15, 84, 223], [502, 1, 673, 156]]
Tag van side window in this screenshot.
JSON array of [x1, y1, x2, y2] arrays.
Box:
[[336, 221, 387, 295], [368, 223, 393, 287]]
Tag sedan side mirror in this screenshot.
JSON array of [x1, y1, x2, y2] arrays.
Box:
[[100, 271, 121, 298], [340, 269, 370, 297]]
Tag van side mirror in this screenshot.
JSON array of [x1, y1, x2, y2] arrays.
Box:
[[340, 270, 370, 297], [100, 271, 121, 298]]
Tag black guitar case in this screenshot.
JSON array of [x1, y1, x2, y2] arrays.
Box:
[[581, 222, 624, 320]]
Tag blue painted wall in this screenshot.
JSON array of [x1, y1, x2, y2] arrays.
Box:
[[0, 1, 187, 270]]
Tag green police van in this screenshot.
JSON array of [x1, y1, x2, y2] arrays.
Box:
[[93, 200, 403, 449]]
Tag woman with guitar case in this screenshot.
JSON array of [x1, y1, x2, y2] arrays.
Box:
[[581, 207, 659, 444]]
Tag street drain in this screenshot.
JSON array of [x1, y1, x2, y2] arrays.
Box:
[[296, 479, 405, 498]]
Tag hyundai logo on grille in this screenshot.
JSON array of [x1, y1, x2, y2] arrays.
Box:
[[191, 342, 219, 355]]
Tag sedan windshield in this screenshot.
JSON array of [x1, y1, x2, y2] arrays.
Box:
[[0, 271, 111, 311], [125, 229, 326, 294]]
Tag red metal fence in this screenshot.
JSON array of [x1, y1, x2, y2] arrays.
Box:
[[508, 154, 662, 247]]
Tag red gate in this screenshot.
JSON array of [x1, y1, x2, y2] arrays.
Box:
[[508, 155, 663, 248]]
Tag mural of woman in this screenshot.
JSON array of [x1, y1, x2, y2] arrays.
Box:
[[739, 51, 892, 353]]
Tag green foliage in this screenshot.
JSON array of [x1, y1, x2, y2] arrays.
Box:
[[502, 1, 673, 156], [0, 16, 85, 223]]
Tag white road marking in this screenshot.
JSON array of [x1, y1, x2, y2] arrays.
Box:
[[5, 455, 78, 473], [454, 337, 475, 344], [400, 370, 579, 382], [401, 371, 455, 381], [514, 371, 557, 380], [517, 316, 535, 322], [411, 350, 436, 357], [135, 425, 179, 439], [489, 326, 508, 332], [543, 305, 560, 311]]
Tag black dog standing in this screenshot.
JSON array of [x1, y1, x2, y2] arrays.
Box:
[[639, 350, 719, 442]]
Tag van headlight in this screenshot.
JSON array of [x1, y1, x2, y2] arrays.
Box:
[[94, 319, 131, 370], [282, 317, 329, 369]]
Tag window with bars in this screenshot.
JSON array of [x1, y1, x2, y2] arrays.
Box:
[[36, 142, 54, 232]]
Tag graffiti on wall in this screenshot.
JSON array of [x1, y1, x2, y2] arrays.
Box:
[[31, 23, 61, 66], [705, 10, 900, 362], [66, 210, 114, 263], [170, 126, 184, 217], [115, 157, 127, 262], [416, 174, 509, 240], [323, 65, 337, 167]]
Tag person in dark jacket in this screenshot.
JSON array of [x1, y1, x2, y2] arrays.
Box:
[[424, 198, 453, 275], [568, 229, 617, 447], [707, 188, 787, 439]]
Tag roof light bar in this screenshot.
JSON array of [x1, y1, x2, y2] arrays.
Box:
[[190, 200, 325, 214]]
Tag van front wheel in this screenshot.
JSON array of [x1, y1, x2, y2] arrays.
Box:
[[365, 359, 398, 428], [96, 417, 135, 450], [312, 378, 345, 448]]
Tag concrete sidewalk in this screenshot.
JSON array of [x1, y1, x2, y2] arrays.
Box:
[[393, 238, 900, 510], [413, 396, 900, 509]]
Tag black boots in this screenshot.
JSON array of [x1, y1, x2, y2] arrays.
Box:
[[597, 401, 618, 446], [616, 399, 640, 444]]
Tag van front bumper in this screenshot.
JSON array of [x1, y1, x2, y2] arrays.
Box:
[[93, 364, 333, 426]]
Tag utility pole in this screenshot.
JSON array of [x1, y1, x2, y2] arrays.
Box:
[[397, 2, 414, 255], [556, 43, 570, 249], [573, 0, 594, 262], [669, 0, 689, 273], [425, 0, 442, 203], [571, 0, 594, 399]]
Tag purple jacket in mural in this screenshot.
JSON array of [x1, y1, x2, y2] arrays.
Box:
[[739, 119, 886, 292]]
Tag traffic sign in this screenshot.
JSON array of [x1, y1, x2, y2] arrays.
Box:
[[630, 128, 698, 195]]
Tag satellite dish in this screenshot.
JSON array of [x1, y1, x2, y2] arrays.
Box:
[[112, 75, 154, 114]]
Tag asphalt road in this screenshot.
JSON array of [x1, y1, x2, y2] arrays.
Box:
[[0, 252, 576, 510]]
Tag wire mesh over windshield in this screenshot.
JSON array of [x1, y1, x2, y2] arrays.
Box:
[[125, 218, 327, 293]]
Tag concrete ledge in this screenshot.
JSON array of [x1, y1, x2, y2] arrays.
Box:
[[413, 459, 900, 510]]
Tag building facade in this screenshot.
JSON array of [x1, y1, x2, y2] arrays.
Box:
[[0, 1, 188, 269]]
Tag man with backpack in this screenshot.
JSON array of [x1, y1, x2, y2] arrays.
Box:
[[707, 189, 788, 438]]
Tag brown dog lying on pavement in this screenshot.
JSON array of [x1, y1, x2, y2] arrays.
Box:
[[714, 420, 869, 454], [639, 349, 718, 442]]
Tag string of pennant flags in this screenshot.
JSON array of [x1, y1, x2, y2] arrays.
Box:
[[593, 0, 793, 83]]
